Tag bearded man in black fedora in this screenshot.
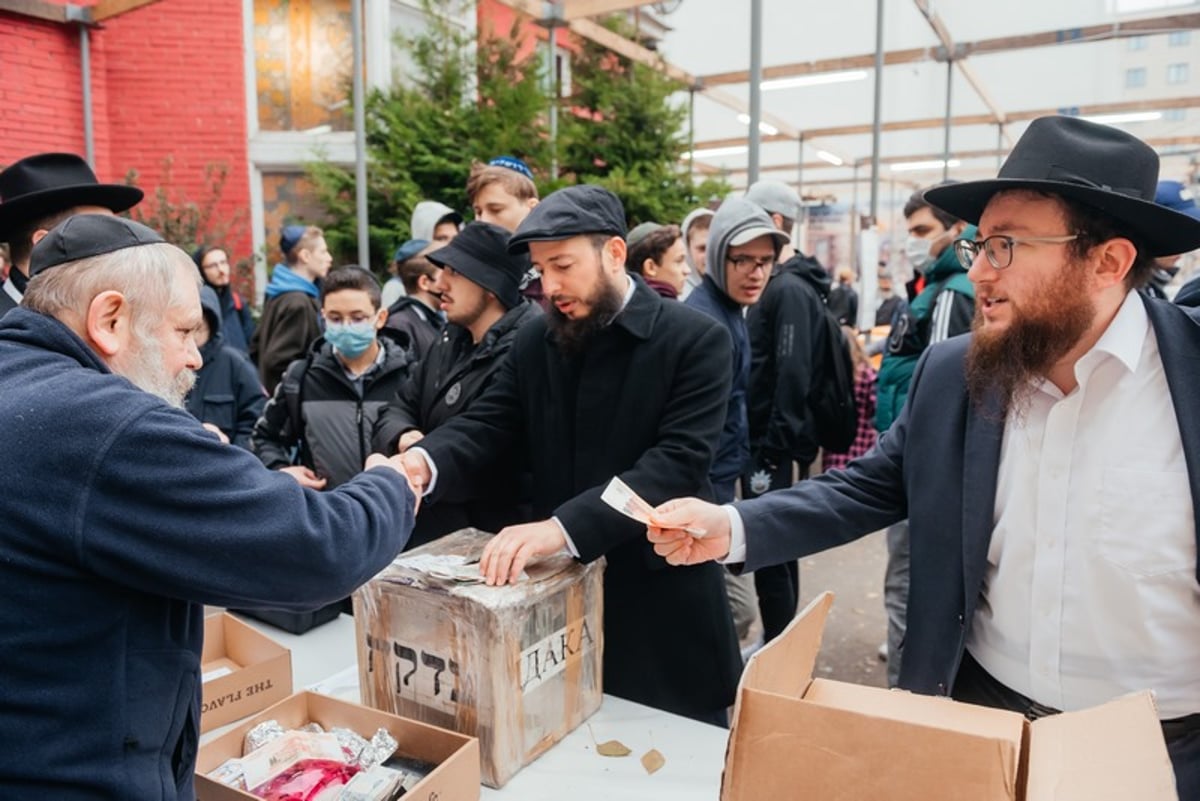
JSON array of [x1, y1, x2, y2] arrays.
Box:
[[647, 115, 1200, 797], [0, 152, 143, 318]]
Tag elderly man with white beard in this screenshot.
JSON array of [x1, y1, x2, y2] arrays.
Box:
[[0, 215, 420, 800]]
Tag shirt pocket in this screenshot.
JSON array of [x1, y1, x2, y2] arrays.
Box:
[[1094, 467, 1196, 578]]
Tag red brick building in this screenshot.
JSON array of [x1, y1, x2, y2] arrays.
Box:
[[1, 0, 569, 300]]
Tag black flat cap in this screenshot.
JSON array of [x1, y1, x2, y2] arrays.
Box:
[[427, 221, 528, 309], [30, 214, 165, 276], [507, 184, 626, 254]]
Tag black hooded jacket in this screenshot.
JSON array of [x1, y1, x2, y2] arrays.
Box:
[[746, 252, 832, 467], [373, 300, 541, 546], [185, 287, 266, 449]]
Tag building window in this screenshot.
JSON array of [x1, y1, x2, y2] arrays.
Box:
[[254, 0, 353, 133], [1127, 35, 1148, 50], [1168, 31, 1191, 47], [1164, 108, 1187, 122], [1167, 63, 1190, 84], [1125, 67, 1147, 88]]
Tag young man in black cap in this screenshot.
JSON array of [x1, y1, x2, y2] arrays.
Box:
[[649, 116, 1200, 796], [0, 214, 418, 798], [374, 221, 541, 548], [0, 152, 143, 318], [384, 238, 445, 361], [400, 185, 743, 725]]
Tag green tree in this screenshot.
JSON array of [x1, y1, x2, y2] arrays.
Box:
[[308, 0, 550, 271], [557, 16, 729, 225]]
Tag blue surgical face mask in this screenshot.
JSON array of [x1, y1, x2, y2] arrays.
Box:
[[324, 320, 377, 358]]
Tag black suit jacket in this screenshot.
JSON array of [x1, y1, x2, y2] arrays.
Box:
[[736, 293, 1200, 697], [419, 276, 744, 717]]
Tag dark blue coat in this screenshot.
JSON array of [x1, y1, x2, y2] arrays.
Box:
[[186, 286, 265, 449], [735, 294, 1200, 698], [206, 283, 256, 354], [685, 274, 750, 498], [0, 308, 415, 800]]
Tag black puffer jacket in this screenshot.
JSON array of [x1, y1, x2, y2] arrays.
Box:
[[373, 301, 541, 546], [746, 252, 831, 468], [251, 329, 410, 488], [185, 286, 266, 449]]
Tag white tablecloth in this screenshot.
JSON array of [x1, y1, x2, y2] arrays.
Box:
[[227, 612, 729, 800]]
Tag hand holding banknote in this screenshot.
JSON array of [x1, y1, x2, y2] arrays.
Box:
[[646, 497, 733, 566], [600, 477, 732, 565]]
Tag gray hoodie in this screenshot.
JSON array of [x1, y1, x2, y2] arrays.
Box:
[[704, 198, 787, 298]]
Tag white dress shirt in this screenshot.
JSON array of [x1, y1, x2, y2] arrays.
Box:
[[967, 290, 1200, 718], [725, 291, 1200, 718]]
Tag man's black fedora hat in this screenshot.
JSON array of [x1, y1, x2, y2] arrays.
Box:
[[0, 153, 143, 240], [925, 115, 1200, 257]]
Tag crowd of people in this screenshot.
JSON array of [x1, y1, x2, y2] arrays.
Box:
[[3, 115, 1200, 798]]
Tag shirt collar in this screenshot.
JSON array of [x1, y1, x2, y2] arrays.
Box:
[[618, 273, 635, 311], [1078, 289, 1148, 378]]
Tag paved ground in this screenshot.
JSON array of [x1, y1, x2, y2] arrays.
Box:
[[742, 529, 890, 688]]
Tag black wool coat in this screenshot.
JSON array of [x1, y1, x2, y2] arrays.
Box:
[[419, 276, 744, 718]]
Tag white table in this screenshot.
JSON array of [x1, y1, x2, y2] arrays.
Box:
[[227, 611, 730, 800]]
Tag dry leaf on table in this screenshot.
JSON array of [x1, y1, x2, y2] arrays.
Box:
[[641, 748, 666, 774], [596, 740, 632, 757]]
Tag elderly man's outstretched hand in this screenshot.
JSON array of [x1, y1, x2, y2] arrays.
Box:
[[647, 498, 732, 565]]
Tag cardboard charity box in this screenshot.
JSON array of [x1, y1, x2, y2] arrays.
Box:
[[354, 528, 604, 788], [195, 691, 480, 800], [722, 592, 1179, 801], [200, 612, 293, 733]]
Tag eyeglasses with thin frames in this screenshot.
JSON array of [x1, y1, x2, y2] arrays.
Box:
[[727, 255, 774, 275], [953, 234, 1078, 270]]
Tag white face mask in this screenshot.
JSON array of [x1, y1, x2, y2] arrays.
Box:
[[904, 235, 934, 271]]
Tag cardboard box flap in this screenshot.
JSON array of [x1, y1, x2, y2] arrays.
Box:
[[201, 614, 228, 663], [222, 615, 289, 665], [723, 686, 1022, 801], [741, 591, 832, 700], [1026, 691, 1178, 801], [804, 678, 1025, 743]]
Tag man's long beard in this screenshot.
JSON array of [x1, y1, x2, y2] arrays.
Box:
[[546, 275, 625, 359], [965, 267, 1093, 419], [114, 327, 196, 408]]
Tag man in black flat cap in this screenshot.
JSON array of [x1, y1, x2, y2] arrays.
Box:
[[648, 115, 1200, 796], [0, 214, 419, 799], [373, 221, 541, 548], [400, 186, 743, 725], [0, 152, 143, 318]]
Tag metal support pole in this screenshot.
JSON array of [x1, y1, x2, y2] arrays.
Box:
[[79, 24, 94, 168], [796, 134, 804, 201], [943, 60, 953, 181], [748, 0, 763, 185], [549, 23, 560, 180], [688, 88, 696, 186], [868, 0, 883, 227], [997, 124, 1005, 170], [850, 162, 860, 274], [351, 0, 369, 268]]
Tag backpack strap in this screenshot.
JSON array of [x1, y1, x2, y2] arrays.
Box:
[[282, 350, 318, 467]]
